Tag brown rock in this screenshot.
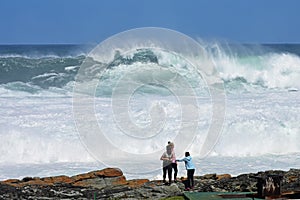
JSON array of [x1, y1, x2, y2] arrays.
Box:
[[72, 171, 95, 182], [1, 168, 135, 189], [203, 173, 217, 179], [72, 180, 89, 187], [1, 168, 124, 188], [216, 174, 231, 180], [72, 181, 90, 187], [95, 168, 123, 177], [2, 179, 20, 185], [42, 175, 73, 185], [1, 177, 47, 187], [127, 179, 149, 188], [111, 175, 127, 185], [72, 168, 123, 182], [18, 178, 48, 186], [288, 175, 298, 183]]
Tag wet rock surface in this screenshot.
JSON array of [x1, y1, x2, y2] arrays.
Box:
[[1, 168, 300, 199]]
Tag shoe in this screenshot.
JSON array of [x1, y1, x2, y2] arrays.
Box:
[[174, 179, 177, 183], [163, 179, 166, 183], [184, 187, 190, 191]]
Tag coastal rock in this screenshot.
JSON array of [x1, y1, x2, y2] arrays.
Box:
[[202, 173, 217, 180], [42, 175, 74, 185], [1, 168, 300, 199], [216, 174, 231, 180], [71, 167, 123, 181], [127, 179, 150, 188]]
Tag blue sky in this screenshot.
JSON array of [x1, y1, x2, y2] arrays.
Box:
[[1, 0, 299, 44]]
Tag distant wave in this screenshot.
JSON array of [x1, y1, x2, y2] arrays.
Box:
[[0, 44, 93, 58], [0, 56, 85, 89], [0, 44, 300, 95], [206, 42, 300, 91]]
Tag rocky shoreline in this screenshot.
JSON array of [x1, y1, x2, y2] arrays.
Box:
[[1, 168, 300, 199]]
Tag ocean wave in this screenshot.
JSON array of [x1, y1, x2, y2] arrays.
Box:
[[0, 55, 85, 89], [214, 51, 300, 90], [0, 44, 93, 58], [1, 44, 300, 95]]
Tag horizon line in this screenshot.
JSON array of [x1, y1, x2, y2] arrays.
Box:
[[0, 42, 300, 45]]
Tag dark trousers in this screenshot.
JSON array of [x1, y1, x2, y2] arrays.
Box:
[[172, 163, 178, 180], [187, 169, 195, 188], [163, 164, 172, 183]]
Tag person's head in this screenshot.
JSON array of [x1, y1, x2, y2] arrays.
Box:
[[168, 142, 174, 149], [166, 145, 172, 154], [185, 152, 190, 157]]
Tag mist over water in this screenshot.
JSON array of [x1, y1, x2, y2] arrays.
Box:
[[0, 43, 299, 180]]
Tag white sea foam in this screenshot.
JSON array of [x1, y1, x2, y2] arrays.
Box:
[[207, 43, 300, 90], [0, 90, 299, 175], [0, 43, 300, 180]]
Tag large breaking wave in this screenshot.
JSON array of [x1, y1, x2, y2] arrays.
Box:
[[0, 43, 299, 97]]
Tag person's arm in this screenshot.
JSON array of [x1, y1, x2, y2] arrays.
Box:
[[160, 153, 169, 161], [160, 153, 164, 160], [176, 157, 187, 162]]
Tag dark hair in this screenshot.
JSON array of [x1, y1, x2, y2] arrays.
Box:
[[185, 152, 190, 157]]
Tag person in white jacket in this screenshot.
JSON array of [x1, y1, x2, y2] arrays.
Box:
[[160, 145, 175, 185]]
